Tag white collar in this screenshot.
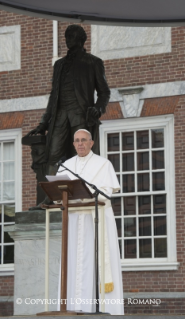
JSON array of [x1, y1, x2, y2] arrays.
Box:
[[77, 150, 93, 162]]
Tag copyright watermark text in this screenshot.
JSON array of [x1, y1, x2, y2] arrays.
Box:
[[16, 297, 161, 306]]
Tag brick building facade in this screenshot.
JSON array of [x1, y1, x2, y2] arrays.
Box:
[[0, 8, 185, 316]]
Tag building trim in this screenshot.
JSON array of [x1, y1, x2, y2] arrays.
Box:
[[0, 25, 21, 72], [110, 81, 185, 103], [0, 95, 49, 113], [122, 261, 179, 271], [0, 80, 185, 114], [0, 296, 13, 301]]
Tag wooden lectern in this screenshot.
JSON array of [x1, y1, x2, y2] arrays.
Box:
[[37, 179, 105, 316]]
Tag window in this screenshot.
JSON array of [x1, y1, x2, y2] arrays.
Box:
[[100, 115, 178, 271], [0, 129, 22, 273]]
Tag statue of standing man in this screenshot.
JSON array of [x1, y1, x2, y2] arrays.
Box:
[[26, 24, 110, 208]]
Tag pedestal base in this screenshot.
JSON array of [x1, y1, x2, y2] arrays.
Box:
[[37, 311, 110, 316], [37, 311, 77, 316], [5, 210, 62, 316]]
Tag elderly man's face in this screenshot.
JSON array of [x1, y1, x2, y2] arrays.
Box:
[[73, 131, 94, 157]]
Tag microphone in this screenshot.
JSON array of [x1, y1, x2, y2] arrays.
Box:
[[57, 156, 66, 168], [57, 159, 63, 167]]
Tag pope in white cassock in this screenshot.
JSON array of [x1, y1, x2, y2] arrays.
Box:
[[57, 129, 124, 315]]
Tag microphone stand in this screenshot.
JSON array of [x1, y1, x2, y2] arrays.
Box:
[[59, 163, 111, 314]]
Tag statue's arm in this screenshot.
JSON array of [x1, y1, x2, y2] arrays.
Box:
[[26, 110, 52, 136], [86, 58, 110, 126], [94, 58, 110, 115]]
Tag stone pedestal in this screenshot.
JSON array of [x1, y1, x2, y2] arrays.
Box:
[[5, 210, 62, 315]]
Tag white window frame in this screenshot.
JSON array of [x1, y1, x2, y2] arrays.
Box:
[[0, 128, 22, 275], [100, 114, 179, 271]]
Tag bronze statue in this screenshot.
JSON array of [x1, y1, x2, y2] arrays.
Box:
[[25, 24, 110, 209]]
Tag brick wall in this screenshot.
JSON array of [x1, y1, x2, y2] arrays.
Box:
[[0, 12, 91, 102], [22, 109, 45, 210], [0, 276, 14, 296], [1, 12, 185, 100], [0, 302, 13, 316], [0, 10, 53, 100], [104, 27, 185, 88], [125, 298, 185, 315], [0, 276, 13, 315]]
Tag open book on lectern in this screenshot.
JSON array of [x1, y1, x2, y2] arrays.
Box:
[[45, 174, 77, 182]]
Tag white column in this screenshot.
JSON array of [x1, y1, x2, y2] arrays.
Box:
[[52, 20, 58, 65]]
